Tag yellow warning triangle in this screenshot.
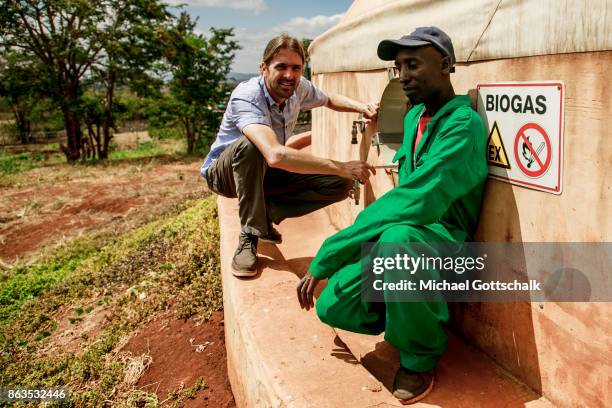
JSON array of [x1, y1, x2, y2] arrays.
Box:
[[486, 121, 511, 169]]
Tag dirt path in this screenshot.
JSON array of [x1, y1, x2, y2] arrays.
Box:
[[0, 156, 205, 262]]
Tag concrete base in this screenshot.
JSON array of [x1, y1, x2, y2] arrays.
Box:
[[218, 196, 554, 407], [219, 196, 401, 407], [336, 329, 554, 408]]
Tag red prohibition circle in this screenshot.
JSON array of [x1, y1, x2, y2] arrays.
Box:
[[513, 123, 552, 178]]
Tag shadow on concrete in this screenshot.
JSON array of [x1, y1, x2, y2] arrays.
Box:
[[453, 177, 544, 396], [331, 335, 360, 365], [361, 341, 400, 390], [256, 243, 314, 278], [357, 332, 543, 407], [232, 244, 312, 280]]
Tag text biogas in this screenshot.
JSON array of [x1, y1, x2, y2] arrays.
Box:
[[485, 94, 547, 114]]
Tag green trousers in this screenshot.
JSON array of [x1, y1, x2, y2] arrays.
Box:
[[315, 223, 450, 372]]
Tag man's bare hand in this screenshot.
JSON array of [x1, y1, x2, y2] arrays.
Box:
[[297, 271, 321, 311], [362, 102, 380, 121], [337, 160, 376, 184]]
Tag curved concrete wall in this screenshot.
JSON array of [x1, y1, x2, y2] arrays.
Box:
[[311, 51, 611, 408]]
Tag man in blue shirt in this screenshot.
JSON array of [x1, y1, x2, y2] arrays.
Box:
[[201, 34, 378, 276]]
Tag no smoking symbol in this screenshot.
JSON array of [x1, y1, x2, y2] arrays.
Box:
[[513, 123, 552, 178]]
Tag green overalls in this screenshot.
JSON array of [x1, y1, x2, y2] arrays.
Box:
[[311, 95, 488, 371]]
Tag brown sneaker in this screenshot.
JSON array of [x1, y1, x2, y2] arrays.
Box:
[[260, 225, 282, 244], [231, 233, 258, 277], [392, 367, 435, 405]]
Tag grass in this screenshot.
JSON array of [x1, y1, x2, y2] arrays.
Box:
[[0, 137, 189, 177], [108, 141, 169, 160], [0, 144, 64, 175], [0, 239, 101, 324], [0, 138, 193, 189], [149, 126, 184, 140], [0, 195, 221, 407]]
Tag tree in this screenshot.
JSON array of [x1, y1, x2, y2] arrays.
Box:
[[0, 0, 171, 160], [0, 52, 43, 143], [161, 12, 239, 154], [84, 0, 171, 159], [301, 38, 312, 81], [298, 38, 312, 125], [1, 0, 106, 160]]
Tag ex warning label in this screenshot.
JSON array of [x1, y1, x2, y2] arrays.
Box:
[[487, 121, 510, 169], [477, 81, 564, 194]]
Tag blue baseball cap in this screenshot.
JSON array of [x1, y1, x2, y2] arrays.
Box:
[[377, 26, 456, 72]]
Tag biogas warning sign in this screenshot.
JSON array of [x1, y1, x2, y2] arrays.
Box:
[[476, 82, 564, 194]]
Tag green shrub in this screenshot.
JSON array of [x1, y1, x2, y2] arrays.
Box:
[[149, 126, 184, 140], [0, 151, 45, 175], [108, 141, 163, 160]]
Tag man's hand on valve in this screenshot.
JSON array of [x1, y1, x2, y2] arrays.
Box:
[[362, 102, 380, 123]]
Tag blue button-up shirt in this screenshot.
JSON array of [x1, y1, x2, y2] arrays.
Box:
[[200, 75, 328, 177]]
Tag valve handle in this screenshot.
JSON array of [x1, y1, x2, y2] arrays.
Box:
[[351, 122, 358, 144], [353, 179, 360, 205], [351, 114, 366, 145]]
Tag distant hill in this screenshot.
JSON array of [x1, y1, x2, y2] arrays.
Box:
[[226, 72, 258, 83]]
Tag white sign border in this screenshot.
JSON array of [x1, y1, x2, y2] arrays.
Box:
[[477, 81, 565, 195]]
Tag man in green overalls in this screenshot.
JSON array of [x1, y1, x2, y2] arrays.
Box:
[[296, 27, 488, 404]]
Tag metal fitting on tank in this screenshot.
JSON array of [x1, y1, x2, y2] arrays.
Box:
[[353, 179, 361, 205], [351, 114, 366, 144]]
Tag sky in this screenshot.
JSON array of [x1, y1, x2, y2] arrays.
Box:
[[164, 0, 353, 73]]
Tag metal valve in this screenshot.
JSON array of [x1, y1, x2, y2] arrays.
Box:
[[351, 114, 366, 144], [351, 122, 358, 144], [350, 113, 366, 205]]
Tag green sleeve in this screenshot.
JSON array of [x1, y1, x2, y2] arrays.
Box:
[[310, 110, 487, 280]]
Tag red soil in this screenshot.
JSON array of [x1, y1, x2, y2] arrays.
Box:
[[0, 159, 204, 261], [122, 311, 235, 407]]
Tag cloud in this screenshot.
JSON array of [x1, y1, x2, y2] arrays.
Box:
[[165, 0, 266, 13], [274, 14, 344, 40], [231, 13, 344, 73]]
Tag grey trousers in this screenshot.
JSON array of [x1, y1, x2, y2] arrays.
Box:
[[205, 136, 352, 236]]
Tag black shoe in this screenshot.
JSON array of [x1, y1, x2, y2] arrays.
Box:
[[231, 233, 258, 277], [392, 367, 435, 405], [260, 225, 282, 244]]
